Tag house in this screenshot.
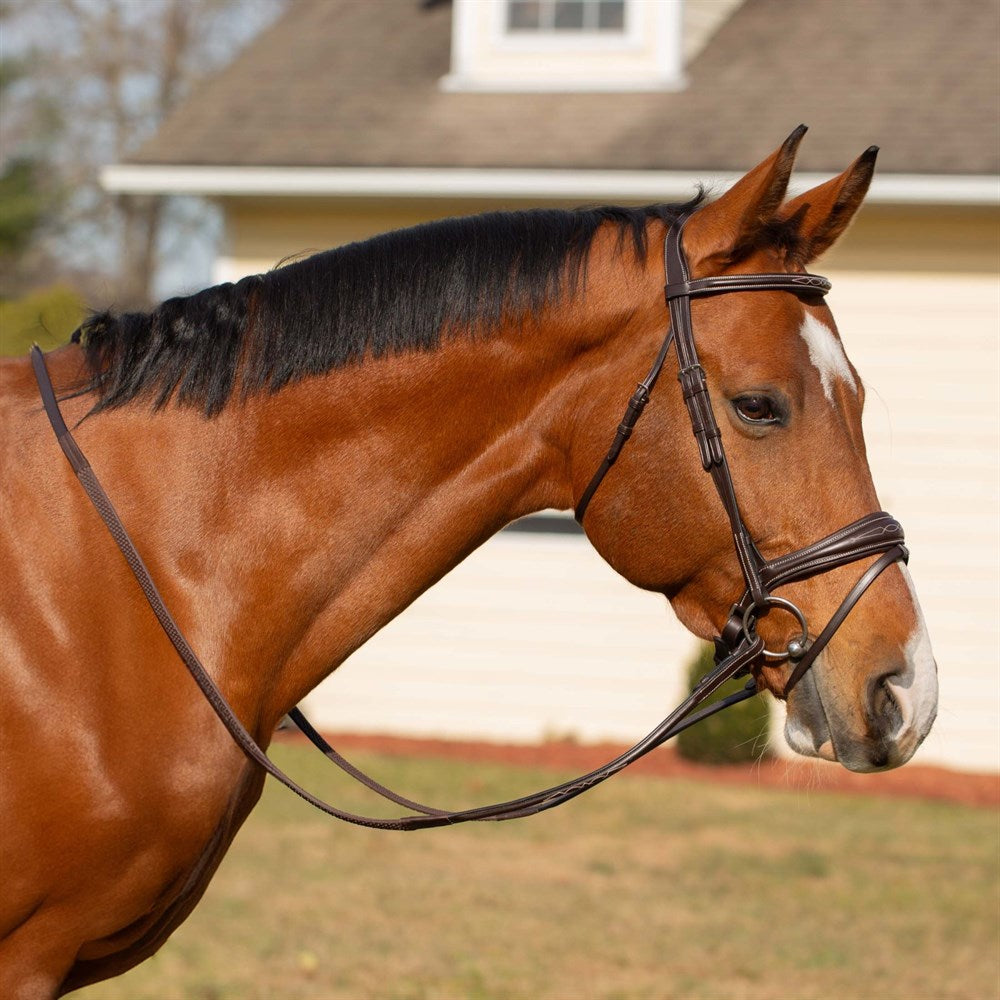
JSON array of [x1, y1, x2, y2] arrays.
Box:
[[102, 0, 999, 772]]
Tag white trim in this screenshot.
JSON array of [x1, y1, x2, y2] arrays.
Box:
[[448, 0, 478, 84], [653, 0, 684, 85], [437, 73, 685, 92], [100, 164, 1000, 206], [441, 0, 683, 93]]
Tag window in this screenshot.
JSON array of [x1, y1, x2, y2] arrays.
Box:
[[507, 0, 626, 33], [443, 0, 682, 93]]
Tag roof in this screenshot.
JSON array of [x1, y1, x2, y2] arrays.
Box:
[[128, 0, 999, 176]]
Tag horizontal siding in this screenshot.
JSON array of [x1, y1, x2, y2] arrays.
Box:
[[837, 272, 999, 773], [298, 270, 998, 774], [305, 532, 699, 745]]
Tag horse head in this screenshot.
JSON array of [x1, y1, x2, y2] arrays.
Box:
[[576, 128, 938, 772]]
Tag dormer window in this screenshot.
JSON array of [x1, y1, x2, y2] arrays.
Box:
[[443, 0, 683, 93], [506, 0, 626, 33]]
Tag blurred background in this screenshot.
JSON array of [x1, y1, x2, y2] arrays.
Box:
[[3, 1, 997, 995]]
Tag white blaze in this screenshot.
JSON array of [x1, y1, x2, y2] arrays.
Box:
[[799, 313, 857, 402]]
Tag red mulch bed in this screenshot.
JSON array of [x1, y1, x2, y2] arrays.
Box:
[[275, 730, 998, 809]]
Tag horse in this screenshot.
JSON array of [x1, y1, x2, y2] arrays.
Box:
[[0, 129, 938, 996]]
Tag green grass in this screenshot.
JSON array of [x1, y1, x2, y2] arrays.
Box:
[[72, 745, 999, 1000]]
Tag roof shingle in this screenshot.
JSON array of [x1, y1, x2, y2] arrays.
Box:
[[131, 0, 999, 175]]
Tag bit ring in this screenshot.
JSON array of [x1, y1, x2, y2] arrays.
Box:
[[742, 597, 810, 662]]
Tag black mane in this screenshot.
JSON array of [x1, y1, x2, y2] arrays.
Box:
[[74, 200, 699, 417]]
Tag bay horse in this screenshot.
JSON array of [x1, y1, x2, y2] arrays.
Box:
[[0, 129, 937, 996]]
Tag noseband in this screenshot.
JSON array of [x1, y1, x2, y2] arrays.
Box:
[[31, 214, 907, 831], [576, 212, 908, 692]]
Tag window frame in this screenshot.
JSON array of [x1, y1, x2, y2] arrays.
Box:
[[443, 0, 684, 93], [493, 0, 641, 54], [505, 0, 628, 36]]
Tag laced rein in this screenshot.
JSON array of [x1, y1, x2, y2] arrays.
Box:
[[30, 344, 761, 829], [30, 214, 906, 830]]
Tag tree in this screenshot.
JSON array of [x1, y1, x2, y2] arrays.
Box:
[[0, 33, 64, 297], [0, 0, 285, 307], [0, 158, 46, 259]]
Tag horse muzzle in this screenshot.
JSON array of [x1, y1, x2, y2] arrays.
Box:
[[783, 641, 939, 772]]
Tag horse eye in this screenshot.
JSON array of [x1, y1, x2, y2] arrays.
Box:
[[733, 394, 780, 424]]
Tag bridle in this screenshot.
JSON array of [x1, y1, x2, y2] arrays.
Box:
[[577, 212, 908, 694], [30, 212, 907, 831]]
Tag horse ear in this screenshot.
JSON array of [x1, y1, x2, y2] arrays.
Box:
[[779, 146, 878, 264], [683, 124, 808, 269]]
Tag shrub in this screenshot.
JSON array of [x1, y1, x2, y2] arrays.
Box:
[[675, 642, 770, 764]]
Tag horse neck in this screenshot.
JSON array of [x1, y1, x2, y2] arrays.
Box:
[[109, 290, 638, 737]]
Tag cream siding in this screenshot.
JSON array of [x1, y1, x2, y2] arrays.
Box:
[[216, 197, 998, 773], [816, 269, 998, 772], [302, 530, 698, 745]]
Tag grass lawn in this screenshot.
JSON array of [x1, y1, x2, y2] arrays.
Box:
[[71, 745, 999, 1000]]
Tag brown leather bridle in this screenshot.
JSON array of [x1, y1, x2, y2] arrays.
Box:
[[31, 213, 907, 831], [577, 213, 908, 692]]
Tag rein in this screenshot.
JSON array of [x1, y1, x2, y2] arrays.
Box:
[[30, 214, 906, 831]]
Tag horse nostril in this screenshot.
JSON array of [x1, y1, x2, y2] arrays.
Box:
[[870, 674, 904, 736]]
